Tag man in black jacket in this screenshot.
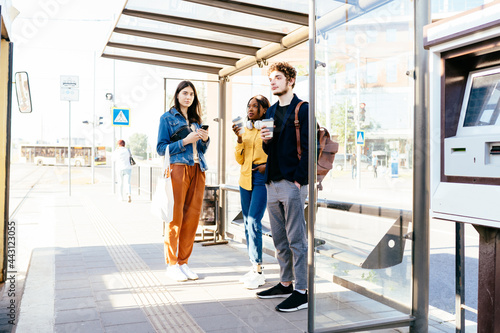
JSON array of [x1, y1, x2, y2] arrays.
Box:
[[256, 62, 309, 312]]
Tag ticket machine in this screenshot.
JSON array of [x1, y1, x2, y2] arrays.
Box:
[[425, 2, 500, 332]]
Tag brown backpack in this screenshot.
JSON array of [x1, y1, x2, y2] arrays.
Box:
[[294, 101, 339, 190]]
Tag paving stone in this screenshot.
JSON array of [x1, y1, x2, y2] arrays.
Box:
[[54, 308, 99, 324], [55, 296, 96, 311], [55, 320, 104, 333], [100, 308, 149, 327]]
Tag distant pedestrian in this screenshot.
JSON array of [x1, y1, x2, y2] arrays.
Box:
[[372, 153, 378, 178], [257, 62, 309, 312], [233, 95, 270, 289], [112, 139, 132, 203], [157, 80, 210, 282], [351, 153, 357, 179]]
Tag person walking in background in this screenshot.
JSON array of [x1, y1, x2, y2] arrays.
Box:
[[233, 95, 270, 289], [112, 139, 132, 203], [372, 153, 378, 178], [157, 80, 210, 282], [351, 153, 357, 179], [257, 62, 309, 312]]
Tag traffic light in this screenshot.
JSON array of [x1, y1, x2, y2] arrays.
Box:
[[98, 116, 104, 125], [359, 103, 366, 123], [347, 108, 354, 120]]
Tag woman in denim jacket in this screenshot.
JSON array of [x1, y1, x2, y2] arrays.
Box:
[[157, 80, 210, 282]]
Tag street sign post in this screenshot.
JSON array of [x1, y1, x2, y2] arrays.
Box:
[[112, 108, 130, 126], [60, 75, 79, 196], [356, 130, 365, 146], [60, 76, 79, 102]]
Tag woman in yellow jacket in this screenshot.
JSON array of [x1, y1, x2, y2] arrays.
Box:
[[233, 94, 270, 289]]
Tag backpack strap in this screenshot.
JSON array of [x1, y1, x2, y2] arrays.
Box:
[[294, 101, 306, 159]]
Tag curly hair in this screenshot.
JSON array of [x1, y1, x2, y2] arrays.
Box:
[[267, 62, 297, 88]]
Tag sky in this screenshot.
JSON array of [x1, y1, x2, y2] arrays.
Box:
[[9, 0, 200, 151]]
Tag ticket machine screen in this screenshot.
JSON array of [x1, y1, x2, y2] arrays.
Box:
[[463, 72, 500, 128]]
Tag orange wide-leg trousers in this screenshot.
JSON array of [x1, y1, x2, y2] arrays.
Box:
[[164, 163, 205, 265]]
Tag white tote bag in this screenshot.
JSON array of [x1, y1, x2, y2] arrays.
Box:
[[151, 147, 174, 224]]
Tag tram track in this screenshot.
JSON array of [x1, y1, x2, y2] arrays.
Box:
[[8, 165, 49, 220]]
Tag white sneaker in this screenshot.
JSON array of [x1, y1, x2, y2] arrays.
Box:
[[179, 264, 199, 280], [166, 264, 188, 282], [243, 271, 266, 289], [239, 269, 254, 283]]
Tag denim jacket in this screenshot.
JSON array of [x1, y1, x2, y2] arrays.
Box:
[[156, 107, 210, 172]]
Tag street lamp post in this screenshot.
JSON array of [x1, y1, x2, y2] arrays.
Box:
[[106, 93, 114, 194], [83, 116, 103, 184], [355, 48, 361, 189]]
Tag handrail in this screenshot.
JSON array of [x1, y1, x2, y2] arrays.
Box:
[[219, 183, 412, 223]]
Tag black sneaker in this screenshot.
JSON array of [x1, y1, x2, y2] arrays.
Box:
[[256, 283, 293, 299], [275, 290, 308, 312]]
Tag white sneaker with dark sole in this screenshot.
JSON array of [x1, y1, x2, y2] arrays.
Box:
[[166, 264, 188, 282]]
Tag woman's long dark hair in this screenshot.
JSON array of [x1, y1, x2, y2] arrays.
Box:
[[172, 80, 202, 124], [247, 94, 270, 120]]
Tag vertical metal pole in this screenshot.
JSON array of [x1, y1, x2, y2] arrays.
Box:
[[218, 78, 227, 240], [344, 100, 347, 170], [149, 166, 153, 201], [411, 0, 430, 331], [307, 0, 316, 331], [356, 49, 361, 189], [456, 222, 465, 332], [112, 59, 116, 194], [91, 51, 96, 184], [112, 123, 116, 194], [68, 101, 72, 196], [138, 166, 141, 195]]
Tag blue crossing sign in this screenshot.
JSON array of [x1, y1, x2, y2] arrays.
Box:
[[112, 108, 130, 126], [356, 130, 365, 146]]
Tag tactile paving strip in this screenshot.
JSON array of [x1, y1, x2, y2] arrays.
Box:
[[83, 197, 203, 333]]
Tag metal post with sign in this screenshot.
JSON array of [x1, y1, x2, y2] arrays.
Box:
[[60, 75, 79, 196], [355, 130, 365, 188], [112, 107, 130, 195]]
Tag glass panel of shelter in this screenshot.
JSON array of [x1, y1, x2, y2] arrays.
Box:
[[312, 0, 414, 330]]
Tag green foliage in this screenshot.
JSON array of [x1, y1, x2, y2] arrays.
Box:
[[330, 103, 357, 154], [361, 270, 377, 283], [128, 133, 148, 159]]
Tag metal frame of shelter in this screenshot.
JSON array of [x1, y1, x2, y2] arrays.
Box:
[[101, 0, 430, 331]]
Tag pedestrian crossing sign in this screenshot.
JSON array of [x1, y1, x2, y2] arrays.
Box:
[[356, 130, 365, 146], [112, 108, 130, 126]]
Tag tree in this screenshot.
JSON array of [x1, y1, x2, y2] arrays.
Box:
[[330, 103, 357, 153], [128, 133, 148, 159]]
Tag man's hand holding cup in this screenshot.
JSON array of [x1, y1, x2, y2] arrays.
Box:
[[260, 118, 274, 142]]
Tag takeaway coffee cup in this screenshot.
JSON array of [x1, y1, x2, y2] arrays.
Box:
[[232, 116, 245, 135], [261, 118, 274, 138]]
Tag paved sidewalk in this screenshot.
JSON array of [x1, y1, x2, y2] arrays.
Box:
[[9, 170, 309, 333], [3, 166, 463, 333]]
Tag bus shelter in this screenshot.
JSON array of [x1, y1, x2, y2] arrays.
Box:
[[101, 0, 429, 331], [0, 0, 16, 291]]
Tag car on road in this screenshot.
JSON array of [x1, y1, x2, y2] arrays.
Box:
[[333, 153, 373, 171]]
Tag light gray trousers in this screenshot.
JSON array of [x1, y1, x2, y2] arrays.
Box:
[[266, 179, 308, 290]]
